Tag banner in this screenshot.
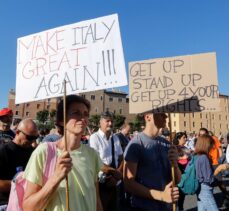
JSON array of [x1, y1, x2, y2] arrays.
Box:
[[129, 52, 220, 113], [16, 14, 127, 104]]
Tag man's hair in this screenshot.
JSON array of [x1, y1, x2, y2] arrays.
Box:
[[195, 134, 214, 155], [56, 95, 91, 124], [120, 122, 130, 130], [100, 111, 114, 120]]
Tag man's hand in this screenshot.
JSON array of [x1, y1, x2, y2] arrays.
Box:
[[162, 181, 179, 203], [105, 175, 117, 187], [168, 145, 178, 167], [214, 164, 229, 176], [112, 169, 122, 180]]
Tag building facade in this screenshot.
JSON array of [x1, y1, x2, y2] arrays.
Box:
[[8, 89, 136, 123], [170, 94, 229, 137]]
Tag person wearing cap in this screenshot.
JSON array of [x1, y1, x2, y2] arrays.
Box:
[[89, 111, 123, 211], [0, 118, 38, 208], [0, 108, 15, 145], [123, 112, 181, 211]]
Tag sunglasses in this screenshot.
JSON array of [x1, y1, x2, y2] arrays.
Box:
[[19, 130, 39, 141]]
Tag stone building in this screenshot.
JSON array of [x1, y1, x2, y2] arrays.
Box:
[[7, 89, 229, 136], [170, 94, 229, 137], [8, 89, 135, 123]]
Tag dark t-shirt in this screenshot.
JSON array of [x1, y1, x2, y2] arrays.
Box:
[[0, 141, 34, 204], [115, 132, 129, 152], [124, 132, 172, 211], [0, 130, 15, 145]]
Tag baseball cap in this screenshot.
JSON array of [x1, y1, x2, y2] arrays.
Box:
[[0, 108, 13, 117]]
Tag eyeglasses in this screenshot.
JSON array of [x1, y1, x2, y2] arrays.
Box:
[[19, 130, 39, 141]]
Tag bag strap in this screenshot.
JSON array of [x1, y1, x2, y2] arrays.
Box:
[[110, 136, 116, 168], [43, 142, 57, 183]]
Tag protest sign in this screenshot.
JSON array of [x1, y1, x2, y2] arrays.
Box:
[[129, 52, 220, 113], [16, 14, 127, 104]]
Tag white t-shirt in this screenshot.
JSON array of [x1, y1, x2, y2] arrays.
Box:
[[89, 129, 123, 167]]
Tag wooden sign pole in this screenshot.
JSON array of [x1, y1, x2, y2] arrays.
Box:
[[168, 113, 176, 211], [63, 80, 70, 211]]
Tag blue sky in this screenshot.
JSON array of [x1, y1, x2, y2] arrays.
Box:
[[0, 0, 229, 108]]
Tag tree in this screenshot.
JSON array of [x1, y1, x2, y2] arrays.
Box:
[[88, 114, 100, 132], [36, 110, 49, 123], [49, 109, 56, 121], [113, 114, 126, 131], [132, 114, 144, 132]]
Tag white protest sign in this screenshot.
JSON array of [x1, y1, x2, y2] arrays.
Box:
[[129, 52, 220, 114], [16, 14, 127, 104]]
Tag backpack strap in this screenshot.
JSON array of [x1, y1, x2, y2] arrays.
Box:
[[110, 135, 116, 168], [43, 142, 57, 183]]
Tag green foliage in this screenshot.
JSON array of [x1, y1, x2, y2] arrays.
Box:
[[88, 114, 100, 131], [36, 110, 49, 123], [113, 114, 126, 130], [36, 110, 56, 131], [49, 109, 56, 121], [131, 114, 144, 132]]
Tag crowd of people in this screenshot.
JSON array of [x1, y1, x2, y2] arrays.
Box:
[[0, 95, 229, 211]]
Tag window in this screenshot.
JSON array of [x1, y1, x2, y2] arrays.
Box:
[[100, 96, 103, 101], [91, 95, 95, 100], [109, 97, 113, 102], [95, 107, 98, 113], [200, 113, 202, 118], [212, 114, 214, 120], [192, 113, 194, 118], [226, 116, 228, 120], [26, 103, 30, 107], [126, 98, 129, 103], [15, 111, 19, 115], [16, 104, 19, 107], [193, 122, 195, 127], [47, 105, 50, 109], [201, 122, 203, 128], [106, 108, 109, 112], [184, 121, 186, 127], [118, 98, 122, 102], [119, 109, 122, 114], [173, 114, 176, 117], [37, 104, 40, 109], [219, 115, 221, 120], [206, 114, 208, 118], [114, 110, 116, 114], [26, 112, 29, 117], [184, 113, 186, 117], [82, 94, 86, 99], [174, 121, 176, 127], [220, 124, 221, 129]]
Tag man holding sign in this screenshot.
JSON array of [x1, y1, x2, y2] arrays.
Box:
[[123, 112, 180, 210]]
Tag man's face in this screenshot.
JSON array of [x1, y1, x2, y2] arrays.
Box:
[[123, 125, 131, 136], [18, 126, 39, 148], [0, 115, 13, 131], [100, 118, 113, 133]]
